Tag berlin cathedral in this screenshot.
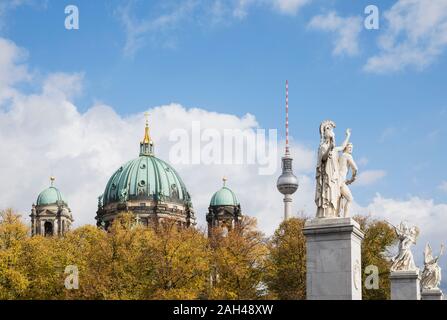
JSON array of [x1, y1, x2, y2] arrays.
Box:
[[30, 118, 243, 236]]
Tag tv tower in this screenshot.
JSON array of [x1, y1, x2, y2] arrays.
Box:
[[276, 80, 299, 220]]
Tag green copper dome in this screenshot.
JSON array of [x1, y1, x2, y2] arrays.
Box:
[[37, 185, 67, 206], [101, 118, 193, 209], [102, 155, 192, 207], [210, 186, 239, 207]]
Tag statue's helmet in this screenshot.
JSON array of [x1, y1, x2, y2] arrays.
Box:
[[319, 120, 336, 142]]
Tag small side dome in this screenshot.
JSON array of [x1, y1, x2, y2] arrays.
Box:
[[210, 178, 239, 206], [36, 177, 67, 206]]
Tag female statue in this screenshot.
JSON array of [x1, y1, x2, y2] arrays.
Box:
[[390, 221, 419, 271], [421, 243, 444, 290], [315, 120, 351, 218]]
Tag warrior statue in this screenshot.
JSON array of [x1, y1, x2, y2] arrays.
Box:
[[389, 221, 420, 272], [337, 143, 358, 218], [421, 243, 444, 290], [315, 120, 351, 218]]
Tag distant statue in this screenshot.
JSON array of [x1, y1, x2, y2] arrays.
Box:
[[337, 143, 358, 218], [389, 221, 420, 272], [171, 184, 179, 199], [421, 243, 444, 290], [119, 188, 128, 203], [97, 195, 103, 208], [315, 120, 351, 218]]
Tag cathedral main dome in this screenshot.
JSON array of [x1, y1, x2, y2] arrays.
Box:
[[96, 115, 195, 229], [102, 155, 192, 207]]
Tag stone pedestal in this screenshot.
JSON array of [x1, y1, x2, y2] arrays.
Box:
[[421, 288, 443, 300], [390, 270, 421, 300], [303, 217, 364, 300]]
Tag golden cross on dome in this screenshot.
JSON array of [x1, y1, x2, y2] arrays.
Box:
[[144, 112, 150, 125], [142, 112, 151, 144]]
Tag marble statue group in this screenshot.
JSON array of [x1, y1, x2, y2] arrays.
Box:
[[389, 219, 444, 298], [306, 119, 445, 300], [315, 120, 358, 219]]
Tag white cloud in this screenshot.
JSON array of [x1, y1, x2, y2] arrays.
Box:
[[233, 0, 310, 18], [233, 0, 257, 19], [42, 72, 84, 100], [364, 0, 447, 73], [356, 170, 387, 186], [0, 0, 44, 30], [357, 157, 369, 167], [308, 11, 362, 56], [0, 37, 316, 236], [0, 1, 25, 20], [0, 38, 30, 103], [116, 0, 198, 56], [379, 126, 397, 143], [207, 0, 230, 24], [272, 0, 310, 15], [1, 36, 446, 287], [439, 181, 447, 193], [117, 0, 312, 55]]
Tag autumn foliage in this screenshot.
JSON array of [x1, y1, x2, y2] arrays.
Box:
[[0, 209, 395, 300]]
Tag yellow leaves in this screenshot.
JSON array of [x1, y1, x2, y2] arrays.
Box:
[[0, 247, 29, 299], [208, 217, 269, 300], [0, 209, 397, 300], [144, 221, 211, 300], [354, 215, 397, 300], [265, 218, 307, 300], [0, 208, 29, 250], [0, 209, 31, 299]]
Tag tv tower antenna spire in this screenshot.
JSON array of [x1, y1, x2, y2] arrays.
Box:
[[277, 80, 299, 221], [286, 80, 290, 155]]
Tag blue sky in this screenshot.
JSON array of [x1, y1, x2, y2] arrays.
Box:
[[1, 0, 447, 287], [3, 0, 446, 205]]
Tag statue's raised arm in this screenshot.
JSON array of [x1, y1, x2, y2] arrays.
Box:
[[334, 128, 351, 152]]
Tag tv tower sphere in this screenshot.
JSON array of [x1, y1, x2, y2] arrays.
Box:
[[277, 161, 299, 195]]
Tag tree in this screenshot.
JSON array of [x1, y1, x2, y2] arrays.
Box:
[[208, 217, 269, 300], [0, 209, 29, 299], [93, 213, 151, 299], [18, 235, 67, 299], [64, 214, 211, 300], [60, 225, 109, 299], [266, 217, 307, 300], [64, 214, 158, 299], [0, 208, 398, 300], [141, 221, 211, 299], [355, 215, 397, 300], [0, 209, 28, 249]]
